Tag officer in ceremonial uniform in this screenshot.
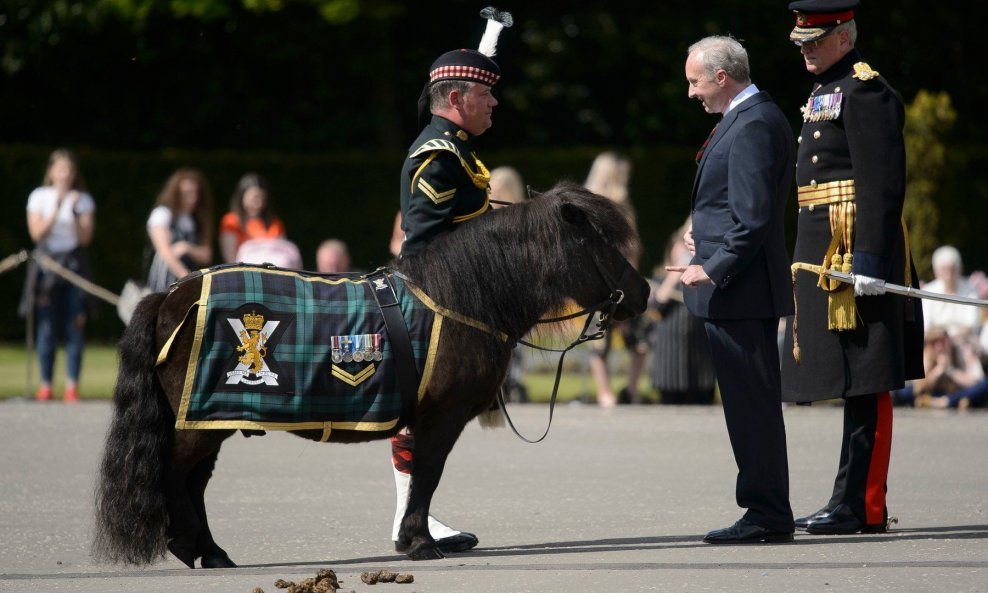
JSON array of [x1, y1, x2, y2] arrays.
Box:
[[781, 0, 924, 535], [389, 7, 512, 554]]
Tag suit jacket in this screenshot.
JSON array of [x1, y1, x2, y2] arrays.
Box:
[[684, 91, 796, 320]]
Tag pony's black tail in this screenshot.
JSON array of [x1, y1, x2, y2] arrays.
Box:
[[93, 292, 173, 565]]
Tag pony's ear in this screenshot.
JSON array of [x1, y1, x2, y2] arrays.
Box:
[[560, 202, 588, 227]]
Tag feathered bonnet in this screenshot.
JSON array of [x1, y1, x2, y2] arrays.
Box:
[[416, 7, 513, 127]]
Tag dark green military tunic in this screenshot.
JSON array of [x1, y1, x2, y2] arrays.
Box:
[[398, 115, 490, 256], [782, 50, 924, 403]]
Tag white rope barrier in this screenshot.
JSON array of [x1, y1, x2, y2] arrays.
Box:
[[0, 250, 29, 275], [0, 249, 121, 306]]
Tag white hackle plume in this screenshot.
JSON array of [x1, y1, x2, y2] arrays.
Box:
[[477, 6, 513, 58]]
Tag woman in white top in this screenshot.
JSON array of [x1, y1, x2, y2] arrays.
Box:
[[583, 151, 650, 406], [23, 149, 95, 403], [146, 168, 214, 293]]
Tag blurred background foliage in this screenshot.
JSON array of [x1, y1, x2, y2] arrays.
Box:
[[1, 0, 984, 340]]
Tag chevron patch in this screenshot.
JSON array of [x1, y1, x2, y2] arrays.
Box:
[[418, 178, 457, 204], [331, 363, 376, 387]]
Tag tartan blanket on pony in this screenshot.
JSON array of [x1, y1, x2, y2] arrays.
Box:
[[168, 265, 440, 435]]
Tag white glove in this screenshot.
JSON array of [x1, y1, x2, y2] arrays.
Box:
[[853, 274, 886, 296]]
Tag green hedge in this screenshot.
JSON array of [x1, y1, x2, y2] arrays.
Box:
[[3, 143, 986, 341]]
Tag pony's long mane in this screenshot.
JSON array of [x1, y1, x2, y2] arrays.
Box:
[[395, 182, 638, 344]]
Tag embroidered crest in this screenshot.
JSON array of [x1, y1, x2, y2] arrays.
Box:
[[852, 62, 879, 81], [236, 311, 269, 376], [800, 92, 843, 122], [217, 304, 293, 392]]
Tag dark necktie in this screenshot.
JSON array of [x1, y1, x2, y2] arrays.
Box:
[[695, 123, 719, 164]]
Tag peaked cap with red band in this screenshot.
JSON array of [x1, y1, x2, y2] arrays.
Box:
[[789, 0, 860, 42]]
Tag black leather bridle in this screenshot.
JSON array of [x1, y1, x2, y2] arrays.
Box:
[[498, 231, 639, 444]]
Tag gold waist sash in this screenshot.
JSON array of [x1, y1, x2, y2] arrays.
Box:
[[798, 179, 855, 207]]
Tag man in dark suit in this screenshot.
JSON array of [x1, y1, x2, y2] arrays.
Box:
[[668, 35, 796, 544]]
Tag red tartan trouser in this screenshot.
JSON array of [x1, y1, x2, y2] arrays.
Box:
[[391, 430, 414, 474]]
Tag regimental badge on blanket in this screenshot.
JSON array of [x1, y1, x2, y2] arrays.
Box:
[[800, 92, 843, 122], [216, 304, 295, 394]]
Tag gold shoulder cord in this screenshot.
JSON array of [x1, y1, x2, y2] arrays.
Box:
[[409, 140, 491, 190]]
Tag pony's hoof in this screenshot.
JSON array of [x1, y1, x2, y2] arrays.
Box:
[[200, 549, 237, 569], [406, 543, 445, 561], [167, 539, 197, 569], [436, 532, 479, 554]]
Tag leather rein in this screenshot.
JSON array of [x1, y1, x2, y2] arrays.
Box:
[[496, 235, 634, 444]]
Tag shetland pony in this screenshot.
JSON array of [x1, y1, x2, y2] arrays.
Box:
[[93, 182, 649, 567]]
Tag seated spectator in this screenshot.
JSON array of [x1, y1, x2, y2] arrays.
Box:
[[219, 173, 286, 263], [923, 246, 981, 337], [897, 326, 988, 409], [316, 239, 352, 273]]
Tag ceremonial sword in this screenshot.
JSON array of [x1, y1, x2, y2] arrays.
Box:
[[801, 266, 988, 308]]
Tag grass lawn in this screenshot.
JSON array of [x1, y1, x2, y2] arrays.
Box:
[[0, 343, 656, 404], [0, 342, 120, 400]]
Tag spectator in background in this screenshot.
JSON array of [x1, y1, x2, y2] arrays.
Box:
[[650, 219, 716, 405], [488, 166, 529, 401], [316, 239, 352, 273], [146, 168, 214, 292], [488, 166, 526, 207], [389, 212, 404, 258], [219, 173, 286, 263], [584, 151, 649, 406], [922, 246, 981, 337], [900, 326, 988, 410], [22, 149, 95, 403], [235, 237, 302, 269]]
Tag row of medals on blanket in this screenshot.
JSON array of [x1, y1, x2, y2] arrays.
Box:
[[331, 333, 384, 364]]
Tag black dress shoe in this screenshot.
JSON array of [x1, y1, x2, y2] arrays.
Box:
[[795, 506, 832, 530], [703, 518, 794, 544], [804, 503, 887, 535]]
